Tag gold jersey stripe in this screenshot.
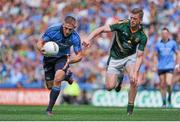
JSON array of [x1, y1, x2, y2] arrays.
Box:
[[117, 19, 129, 24]]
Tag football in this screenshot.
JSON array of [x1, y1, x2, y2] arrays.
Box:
[[43, 41, 59, 56]]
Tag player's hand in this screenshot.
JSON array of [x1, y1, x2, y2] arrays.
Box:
[[82, 39, 91, 48], [175, 64, 180, 72], [62, 55, 70, 71], [132, 71, 138, 86], [41, 48, 47, 55]]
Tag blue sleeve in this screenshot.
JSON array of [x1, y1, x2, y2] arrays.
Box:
[[72, 35, 82, 53], [42, 28, 52, 42]]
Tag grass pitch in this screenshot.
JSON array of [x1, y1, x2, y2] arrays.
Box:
[[0, 105, 179, 121]]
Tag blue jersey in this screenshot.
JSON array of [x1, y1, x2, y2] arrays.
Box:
[[42, 23, 82, 57], [155, 39, 179, 70]]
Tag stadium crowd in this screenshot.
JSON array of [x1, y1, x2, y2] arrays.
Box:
[[0, 0, 180, 95]]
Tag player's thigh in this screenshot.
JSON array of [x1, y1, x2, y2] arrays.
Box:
[[125, 63, 134, 82], [54, 56, 69, 85], [54, 70, 65, 86], [55, 56, 69, 72], [105, 72, 118, 87], [43, 58, 56, 89], [45, 80, 54, 89], [166, 73, 173, 85], [159, 73, 166, 88], [106, 57, 125, 87], [43, 61, 55, 82], [159, 74, 166, 82], [125, 55, 136, 82]]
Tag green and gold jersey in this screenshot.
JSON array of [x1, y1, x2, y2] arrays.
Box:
[[109, 19, 147, 59]]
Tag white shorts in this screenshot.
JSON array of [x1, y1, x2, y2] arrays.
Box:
[[107, 54, 136, 75]]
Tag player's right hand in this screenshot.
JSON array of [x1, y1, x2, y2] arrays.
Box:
[[41, 48, 47, 55], [82, 40, 91, 47], [175, 64, 180, 72]]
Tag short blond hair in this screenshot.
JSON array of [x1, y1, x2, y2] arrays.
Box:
[[131, 8, 144, 20], [64, 16, 77, 28]]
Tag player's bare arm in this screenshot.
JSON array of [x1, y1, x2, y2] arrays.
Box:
[[133, 50, 144, 84], [83, 25, 111, 47], [68, 51, 83, 64], [153, 51, 158, 72], [63, 51, 82, 71], [175, 50, 180, 65], [175, 50, 180, 72]]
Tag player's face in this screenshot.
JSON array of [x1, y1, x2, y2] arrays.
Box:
[[162, 30, 169, 41], [130, 14, 141, 28], [63, 23, 75, 37]]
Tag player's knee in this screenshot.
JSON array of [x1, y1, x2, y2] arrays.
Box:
[[53, 77, 63, 87], [160, 84, 166, 89], [46, 81, 53, 90], [130, 81, 137, 88], [160, 82, 165, 88], [105, 84, 114, 91], [47, 85, 52, 90], [106, 87, 113, 91], [54, 75, 63, 83], [54, 71, 65, 83], [129, 76, 133, 82]]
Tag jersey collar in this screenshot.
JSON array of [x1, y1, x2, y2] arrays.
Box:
[[161, 39, 170, 43]]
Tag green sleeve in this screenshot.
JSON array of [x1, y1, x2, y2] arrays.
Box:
[[110, 23, 122, 31], [138, 35, 147, 51], [110, 20, 129, 31]]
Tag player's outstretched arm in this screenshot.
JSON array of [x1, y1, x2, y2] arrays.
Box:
[[68, 51, 83, 64], [83, 25, 111, 47], [133, 50, 144, 84]]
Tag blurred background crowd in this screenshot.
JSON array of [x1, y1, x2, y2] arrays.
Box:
[[0, 0, 180, 103]]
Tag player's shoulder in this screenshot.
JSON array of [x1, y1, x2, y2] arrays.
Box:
[[71, 31, 80, 38], [139, 29, 148, 40], [71, 31, 81, 41], [46, 23, 62, 32], [169, 39, 177, 43], [115, 19, 129, 25], [156, 40, 162, 46], [117, 19, 129, 24]]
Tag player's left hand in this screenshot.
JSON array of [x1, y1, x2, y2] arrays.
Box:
[[132, 71, 138, 86], [62, 55, 70, 71]]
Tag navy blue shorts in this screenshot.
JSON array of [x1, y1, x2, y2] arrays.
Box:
[[158, 69, 174, 75], [43, 56, 69, 81]]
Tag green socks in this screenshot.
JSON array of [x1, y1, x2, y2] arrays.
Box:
[[127, 103, 134, 115]]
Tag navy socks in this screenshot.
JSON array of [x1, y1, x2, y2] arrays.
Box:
[[47, 86, 61, 112]]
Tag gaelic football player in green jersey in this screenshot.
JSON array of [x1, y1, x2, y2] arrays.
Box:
[[83, 8, 147, 115]]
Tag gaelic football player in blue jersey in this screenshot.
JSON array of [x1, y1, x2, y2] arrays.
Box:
[[154, 27, 180, 107], [37, 16, 83, 115]]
